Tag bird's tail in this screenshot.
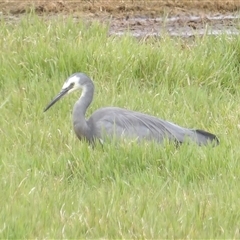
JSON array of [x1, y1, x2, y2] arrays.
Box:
[[194, 129, 219, 146]]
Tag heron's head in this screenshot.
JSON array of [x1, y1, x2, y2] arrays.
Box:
[[44, 73, 91, 112]]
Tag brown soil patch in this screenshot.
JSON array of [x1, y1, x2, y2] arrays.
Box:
[[0, 1, 239, 17], [0, 1, 239, 39]]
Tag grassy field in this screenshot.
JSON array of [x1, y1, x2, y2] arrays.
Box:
[[0, 13, 240, 238]]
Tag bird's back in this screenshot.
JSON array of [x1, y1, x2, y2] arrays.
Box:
[[87, 107, 218, 145]]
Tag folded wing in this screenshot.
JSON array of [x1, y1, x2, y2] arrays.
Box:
[[89, 107, 219, 146]]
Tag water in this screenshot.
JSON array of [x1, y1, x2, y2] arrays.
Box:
[[109, 13, 240, 38]]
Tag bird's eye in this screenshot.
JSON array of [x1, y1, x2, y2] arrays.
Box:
[[70, 82, 74, 87]]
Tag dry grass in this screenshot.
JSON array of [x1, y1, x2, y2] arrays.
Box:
[[0, 0, 239, 16]]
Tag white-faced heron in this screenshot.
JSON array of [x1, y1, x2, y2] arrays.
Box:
[[44, 73, 219, 146]]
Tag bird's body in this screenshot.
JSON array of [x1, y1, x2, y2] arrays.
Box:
[[44, 73, 219, 146]]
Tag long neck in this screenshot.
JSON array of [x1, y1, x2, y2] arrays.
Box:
[[72, 81, 94, 141], [74, 82, 94, 118]]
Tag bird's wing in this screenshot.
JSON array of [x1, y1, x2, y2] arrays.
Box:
[[89, 107, 214, 144]]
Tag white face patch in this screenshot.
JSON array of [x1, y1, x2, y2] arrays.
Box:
[[62, 75, 80, 90]]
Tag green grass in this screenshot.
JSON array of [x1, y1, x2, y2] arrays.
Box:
[[0, 12, 240, 238]]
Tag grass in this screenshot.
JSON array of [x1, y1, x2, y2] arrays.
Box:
[[0, 12, 240, 238]]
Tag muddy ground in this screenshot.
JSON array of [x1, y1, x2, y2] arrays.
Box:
[[0, 1, 240, 38]]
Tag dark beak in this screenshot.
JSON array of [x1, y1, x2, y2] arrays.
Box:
[[44, 88, 69, 112]]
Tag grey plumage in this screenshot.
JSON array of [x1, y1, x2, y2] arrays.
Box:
[[44, 73, 219, 146]]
